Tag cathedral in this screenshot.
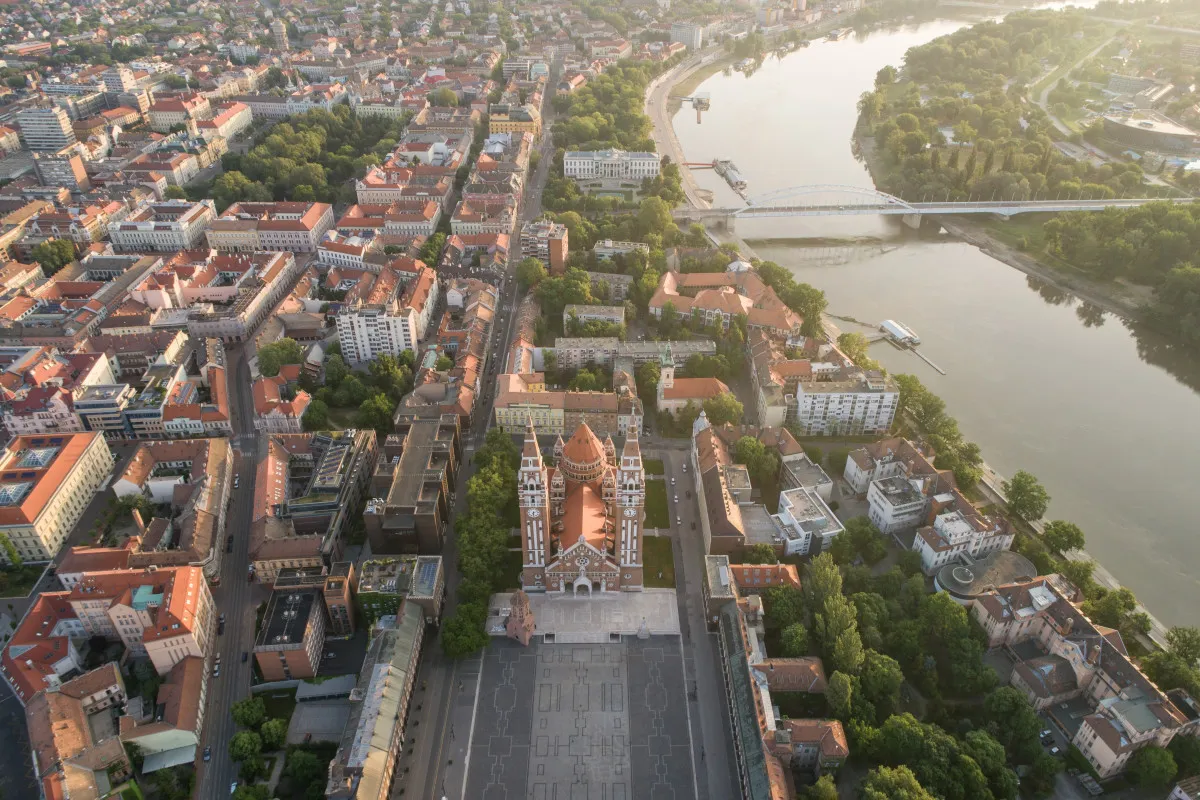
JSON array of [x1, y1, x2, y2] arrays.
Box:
[[518, 419, 646, 594]]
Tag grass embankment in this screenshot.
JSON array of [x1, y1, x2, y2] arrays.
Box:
[[645, 480, 670, 528], [643, 537, 676, 588]]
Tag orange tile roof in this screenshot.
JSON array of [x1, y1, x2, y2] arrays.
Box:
[[0, 433, 106, 527]]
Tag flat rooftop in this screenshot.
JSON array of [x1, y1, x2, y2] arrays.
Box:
[[256, 589, 319, 649], [874, 475, 923, 507]]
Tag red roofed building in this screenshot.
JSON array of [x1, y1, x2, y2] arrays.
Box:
[[147, 92, 211, 132], [206, 202, 335, 253], [336, 264, 440, 364], [656, 356, 731, 415], [0, 432, 114, 562], [252, 364, 312, 433], [517, 420, 646, 594]]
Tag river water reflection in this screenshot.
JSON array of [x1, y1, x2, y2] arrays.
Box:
[[672, 18, 1200, 624]]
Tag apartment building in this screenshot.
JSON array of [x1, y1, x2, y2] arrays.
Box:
[[17, 107, 77, 151], [0, 347, 116, 436], [649, 268, 803, 336], [0, 432, 114, 563], [147, 93, 212, 132], [520, 219, 568, 273], [196, 101, 252, 142], [364, 418, 459, 554], [33, 151, 90, 190], [973, 576, 1196, 778], [325, 604, 424, 800], [118, 656, 208, 775], [254, 588, 326, 680], [252, 364, 313, 433], [251, 430, 378, 582], [564, 148, 660, 181], [793, 369, 898, 437], [206, 202, 335, 253], [185, 251, 302, 343], [336, 265, 439, 364], [548, 337, 716, 370], [671, 21, 705, 50], [488, 103, 542, 137], [492, 371, 643, 436], [24, 665, 133, 797], [913, 491, 1014, 575], [109, 200, 217, 252]]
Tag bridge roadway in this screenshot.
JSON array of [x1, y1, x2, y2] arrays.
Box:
[[674, 196, 1190, 220]]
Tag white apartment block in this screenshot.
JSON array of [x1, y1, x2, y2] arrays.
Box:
[[670, 22, 704, 50], [773, 486, 843, 556], [109, 200, 217, 252], [564, 149, 661, 181], [336, 267, 439, 364], [793, 371, 898, 436], [914, 502, 1014, 574], [866, 476, 930, 535], [17, 107, 77, 152]]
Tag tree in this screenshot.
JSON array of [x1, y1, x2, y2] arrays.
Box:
[[516, 257, 548, 289], [859, 650, 903, 717], [435, 354, 454, 371], [441, 606, 489, 658], [636, 361, 660, 405], [229, 730, 262, 762], [702, 392, 743, 426], [827, 670, 854, 720], [1042, 520, 1084, 553], [983, 686, 1042, 764], [1170, 734, 1200, 780], [420, 232, 446, 265], [858, 766, 936, 800], [875, 65, 898, 87], [1002, 470, 1050, 521], [804, 774, 839, 800], [837, 332, 879, 369], [428, 87, 458, 106], [231, 696, 266, 729], [284, 750, 326, 785], [1058, 558, 1097, 597], [302, 398, 330, 431], [762, 585, 805, 630], [259, 717, 287, 751], [781, 623, 809, 657], [1169, 626, 1200, 665], [637, 196, 673, 237], [742, 543, 778, 564], [239, 754, 267, 783], [30, 239, 75, 276], [257, 338, 304, 377], [355, 392, 395, 436], [1127, 745, 1177, 788], [324, 354, 349, 388], [232, 786, 270, 800]]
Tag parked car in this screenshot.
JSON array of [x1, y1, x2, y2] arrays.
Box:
[[203, 746, 211, 762], [225, 535, 234, 553], [218, 621, 225, 636], [242, 651, 248, 663], [1049, 746, 1061, 757], [231, 782, 238, 794]]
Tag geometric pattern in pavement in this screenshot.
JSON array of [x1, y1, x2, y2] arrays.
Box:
[[466, 636, 697, 800]]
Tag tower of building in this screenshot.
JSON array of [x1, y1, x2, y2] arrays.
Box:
[[518, 419, 550, 588], [616, 428, 646, 584], [271, 19, 290, 52]]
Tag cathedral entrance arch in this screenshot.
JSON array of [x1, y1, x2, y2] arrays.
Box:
[[572, 574, 592, 596]]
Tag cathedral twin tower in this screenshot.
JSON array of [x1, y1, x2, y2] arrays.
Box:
[[517, 419, 647, 594]]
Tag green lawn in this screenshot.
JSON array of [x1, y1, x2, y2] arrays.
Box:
[[645, 480, 669, 528], [643, 536, 675, 588], [497, 548, 524, 592], [261, 688, 297, 724], [643, 458, 666, 476]]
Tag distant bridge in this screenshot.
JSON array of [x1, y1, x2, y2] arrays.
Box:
[[673, 185, 1188, 224]]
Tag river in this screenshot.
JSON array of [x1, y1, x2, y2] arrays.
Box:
[[670, 17, 1200, 627]]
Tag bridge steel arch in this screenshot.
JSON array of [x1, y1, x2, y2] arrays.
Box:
[[736, 184, 918, 215]]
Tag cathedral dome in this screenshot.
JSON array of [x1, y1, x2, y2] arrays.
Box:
[[559, 422, 606, 482]]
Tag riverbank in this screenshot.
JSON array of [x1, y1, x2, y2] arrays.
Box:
[[854, 131, 1153, 323]]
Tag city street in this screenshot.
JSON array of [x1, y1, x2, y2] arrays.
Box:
[[195, 342, 271, 799]]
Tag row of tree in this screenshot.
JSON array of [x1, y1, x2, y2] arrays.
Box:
[[440, 429, 523, 658], [302, 342, 413, 438]]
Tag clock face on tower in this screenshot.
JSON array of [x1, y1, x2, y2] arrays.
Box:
[[624, 508, 637, 517], [528, 509, 540, 518]]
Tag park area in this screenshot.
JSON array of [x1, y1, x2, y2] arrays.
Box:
[[643, 536, 675, 588], [645, 480, 669, 528]]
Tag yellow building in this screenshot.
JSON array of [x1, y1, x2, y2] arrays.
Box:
[[488, 104, 542, 137], [0, 432, 114, 563]]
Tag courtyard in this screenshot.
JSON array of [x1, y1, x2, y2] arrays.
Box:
[[465, 636, 697, 800]]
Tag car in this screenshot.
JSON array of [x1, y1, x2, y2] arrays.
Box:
[[218, 621, 225, 636], [242, 651, 248, 663], [676, 516, 681, 525], [215, 652, 221, 662], [1039, 729, 1052, 739], [325, 652, 335, 659], [231, 782, 238, 794], [1049, 746, 1061, 757], [671, 477, 676, 485], [203, 746, 211, 762], [219, 613, 226, 623], [225, 536, 234, 553], [686, 490, 692, 498], [682, 463, 688, 473], [213, 666, 220, 678]]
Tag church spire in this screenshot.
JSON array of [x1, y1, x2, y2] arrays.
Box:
[[522, 416, 541, 460]]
